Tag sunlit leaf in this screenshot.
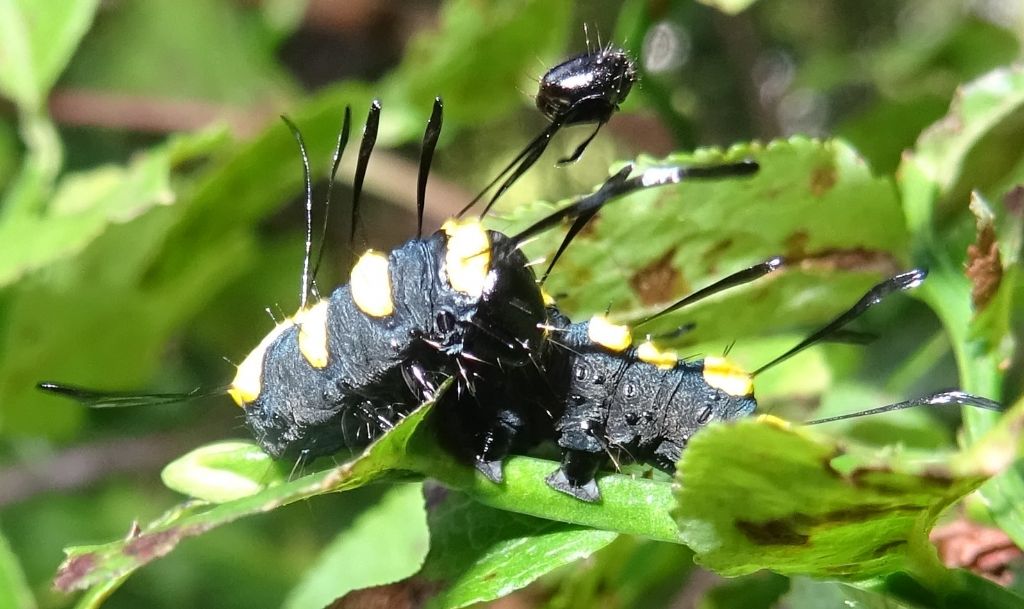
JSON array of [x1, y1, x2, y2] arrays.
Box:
[[494, 138, 908, 346], [55, 404, 433, 593], [418, 492, 617, 609], [161, 441, 291, 503], [282, 484, 429, 609], [0, 0, 99, 109]]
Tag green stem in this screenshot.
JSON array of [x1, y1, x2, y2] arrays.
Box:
[[901, 158, 1024, 547], [0, 110, 62, 220], [409, 441, 683, 544]]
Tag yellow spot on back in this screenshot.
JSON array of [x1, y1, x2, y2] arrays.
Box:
[[588, 315, 632, 352], [442, 218, 491, 298], [350, 250, 394, 317], [297, 300, 330, 369], [541, 289, 556, 306], [229, 320, 295, 407], [702, 356, 754, 397], [636, 341, 678, 369]]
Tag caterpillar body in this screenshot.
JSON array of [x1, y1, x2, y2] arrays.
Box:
[[38, 47, 1002, 503]]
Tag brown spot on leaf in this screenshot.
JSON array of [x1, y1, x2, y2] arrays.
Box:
[[966, 221, 1002, 310], [785, 231, 810, 258], [124, 524, 209, 560], [53, 553, 97, 592], [821, 447, 846, 478], [872, 540, 907, 557], [577, 214, 601, 238], [737, 503, 921, 548], [849, 466, 954, 494], [630, 249, 683, 306], [820, 504, 919, 523], [918, 468, 957, 488], [783, 237, 901, 275], [1003, 184, 1024, 217], [700, 238, 733, 275], [846, 469, 907, 494], [54, 523, 212, 592], [735, 518, 810, 546], [810, 164, 837, 197], [784, 231, 901, 274]]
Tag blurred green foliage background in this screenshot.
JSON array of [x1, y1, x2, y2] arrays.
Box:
[[0, 1, 1022, 608]]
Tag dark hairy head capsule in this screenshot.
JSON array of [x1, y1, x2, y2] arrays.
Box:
[[458, 45, 639, 219], [535, 46, 637, 126]]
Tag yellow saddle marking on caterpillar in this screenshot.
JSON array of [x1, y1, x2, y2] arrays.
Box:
[[702, 356, 754, 397], [588, 315, 632, 352], [443, 218, 491, 298], [636, 341, 678, 369], [351, 250, 395, 317], [297, 300, 330, 369], [228, 319, 295, 407]]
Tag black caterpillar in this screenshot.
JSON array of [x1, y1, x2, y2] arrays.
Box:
[[36, 47, 748, 473], [539, 266, 1001, 501], [38, 46, 1001, 503]]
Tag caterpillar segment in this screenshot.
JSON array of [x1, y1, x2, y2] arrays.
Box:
[[543, 314, 757, 502], [232, 214, 548, 462], [539, 266, 1002, 502], [37, 83, 765, 489]]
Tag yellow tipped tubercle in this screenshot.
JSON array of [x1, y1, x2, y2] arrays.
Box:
[[228, 320, 295, 407], [442, 218, 491, 298], [702, 356, 754, 397], [587, 315, 633, 353], [297, 300, 330, 369], [228, 300, 334, 407], [350, 250, 395, 317], [636, 341, 678, 369]]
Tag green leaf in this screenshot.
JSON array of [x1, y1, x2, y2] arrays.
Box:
[[674, 417, 984, 581], [958, 397, 1024, 482], [380, 0, 572, 139], [905, 65, 1024, 223], [0, 525, 35, 609], [0, 130, 234, 437], [0, 128, 226, 287], [408, 435, 684, 544], [702, 572, 790, 609], [674, 402, 1024, 606], [161, 441, 291, 503], [418, 491, 617, 609], [282, 484, 429, 609], [0, 0, 100, 218], [60, 0, 292, 102], [0, 0, 100, 109], [493, 138, 908, 347], [542, 537, 696, 609], [898, 65, 1024, 550], [781, 577, 908, 609], [54, 403, 433, 593], [696, 0, 761, 15], [0, 85, 362, 438]]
